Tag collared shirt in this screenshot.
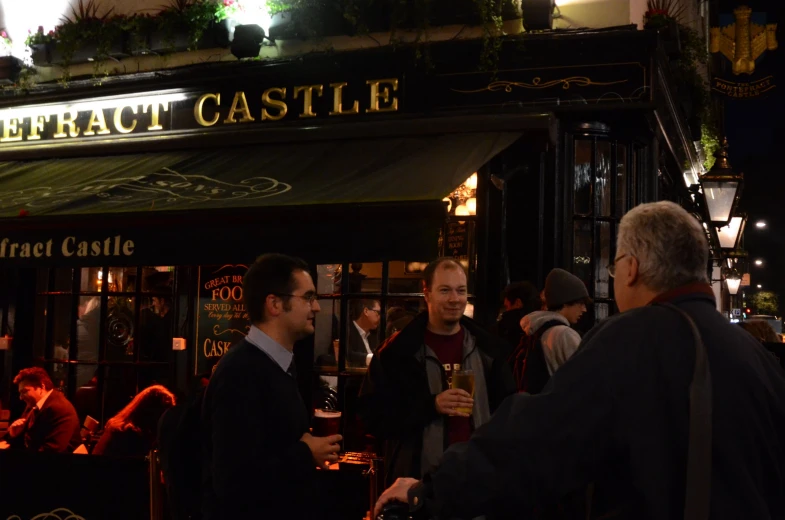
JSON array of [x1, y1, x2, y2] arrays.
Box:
[[353, 321, 374, 366], [35, 389, 53, 412], [246, 325, 294, 376]]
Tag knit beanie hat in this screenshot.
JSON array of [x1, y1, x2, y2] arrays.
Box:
[[544, 268, 591, 308]]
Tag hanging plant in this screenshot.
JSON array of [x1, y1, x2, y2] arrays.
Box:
[[152, 0, 236, 52], [0, 30, 12, 57]]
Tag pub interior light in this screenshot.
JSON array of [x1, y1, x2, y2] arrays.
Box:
[[466, 172, 478, 190], [455, 204, 470, 217], [466, 197, 477, 215]]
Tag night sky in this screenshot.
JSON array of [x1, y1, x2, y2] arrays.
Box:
[[720, 0, 785, 313]]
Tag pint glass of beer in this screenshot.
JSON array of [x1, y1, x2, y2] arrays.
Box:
[[451, 369, 475, 415], [313, 409, 342, 437]]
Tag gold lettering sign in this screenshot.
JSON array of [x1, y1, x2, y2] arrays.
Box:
[[0, 236, 133, 259], [0, 78, 401, 146]]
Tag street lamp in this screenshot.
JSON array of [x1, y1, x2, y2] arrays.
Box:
[[717, 213, 747, 249], [726, 270, 742, 295], [755, 221, 767, 228], [699, 138, 744, 227], [755, 259, 764, 266]]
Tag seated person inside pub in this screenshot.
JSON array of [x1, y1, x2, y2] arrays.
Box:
[[1, 367, 81, 453]]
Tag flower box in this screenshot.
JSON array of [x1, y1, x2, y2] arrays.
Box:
[[30, 43, 50, 66]]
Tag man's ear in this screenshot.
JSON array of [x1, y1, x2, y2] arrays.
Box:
[[627, 256, 641, 286], [264, 294, 283, 318]]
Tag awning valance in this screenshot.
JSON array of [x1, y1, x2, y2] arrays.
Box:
[[0, 132, 520, 218]]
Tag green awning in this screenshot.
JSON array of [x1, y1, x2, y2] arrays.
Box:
[[0, 132, 521, 218]]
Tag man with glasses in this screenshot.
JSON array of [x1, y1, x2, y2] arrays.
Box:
[[375, 201, 785, 519], [347, 299, 381, 367], [201, 253, 342, 520]]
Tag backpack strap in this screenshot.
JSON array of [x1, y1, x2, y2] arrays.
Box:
[[656, 303, 712, 520], [518, 320, 566, 394]]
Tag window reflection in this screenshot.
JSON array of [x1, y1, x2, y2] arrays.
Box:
[[596, 141, 612, 217], [595, 222, 611, 299], [573, 220, 592, 286], [388, 261, 427, 293], [80, 267, 104, 293], [316, 264, 342, 295], [108, 267, 137, 293], [617, 144, 628, 217], [347, 263, 382, 293], [105, 297, 136, 361], [314, 298, 339, 369], [141, 266, 174, 292], [574, 139, 592, 216]]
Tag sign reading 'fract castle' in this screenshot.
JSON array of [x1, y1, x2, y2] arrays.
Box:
[[0, 78, 400, 146]]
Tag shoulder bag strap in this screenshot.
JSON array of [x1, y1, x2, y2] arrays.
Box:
[[658, 303, 713, 520]]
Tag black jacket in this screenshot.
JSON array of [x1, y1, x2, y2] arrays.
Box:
[[414, 287, 785, 520], [358, 312, 516, 486], [347, 321, 378, 367], [493, 308, 528, 350], [201, 339, 316, 520], [6, 390, 81, 453]]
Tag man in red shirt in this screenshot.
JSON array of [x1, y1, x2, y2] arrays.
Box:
[[359, 258, 516, 485]]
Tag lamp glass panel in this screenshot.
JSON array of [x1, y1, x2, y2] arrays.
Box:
[[717, 216, 743, 249], [702, 180, 738, 223], [726, 277, 741, 295]]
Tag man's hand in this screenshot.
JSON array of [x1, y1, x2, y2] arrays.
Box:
[[300, 432, 342, 469], [435, 389, 473, 417], [374, 478, 419, 518], [7, 418, 26, 438]]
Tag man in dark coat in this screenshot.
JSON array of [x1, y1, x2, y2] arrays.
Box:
[[359, 258, 516, 487], [375, 201, 785, 520], [493, 281, 542, 348], [4, 367, 81, 453], [201, 254, 342, 520]]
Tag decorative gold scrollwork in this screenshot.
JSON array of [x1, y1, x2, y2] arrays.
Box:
[[6, 508, 86, 520], [452, 77, 629, 94]]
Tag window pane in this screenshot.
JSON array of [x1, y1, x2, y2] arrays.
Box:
[[42, 362, 68, 396], [595, 303, 610, 322], [384, 299, 421, 341], [73, 368, 100, 423], [346, 263, 382, 293], [80, 267, 104, 293], [139, 294, 173, 362], [388, 261, 426, 294], [345, 298, 381, 370], [36, 269, 49, 293], [33, 295, 47, 359], [573, 220, 592, 287], [105, 297, 136, 362], [76, 296, 101, 366], [596, 141, 612, 217], [314, 298, 339, 369], [595, 222, 611, 299], [108, 267, 137, 293], [316, 264, 342, 295], [102, 365, 137, 422], [574, 139, 592, 216], [49, 295, 72, 363], [52, 268, 74, 293], [616, 144, 628, 217], [142, 266, 174, 292]]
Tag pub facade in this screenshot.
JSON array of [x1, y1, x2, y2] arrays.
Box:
[[0, 12, 708, 517]]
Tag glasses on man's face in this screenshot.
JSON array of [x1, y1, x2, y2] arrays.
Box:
[[366, 308, 381, 315], [276, 293, 318, 305], [607, 253, 630, 279]]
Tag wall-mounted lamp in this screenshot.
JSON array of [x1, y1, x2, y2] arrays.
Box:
[[231, 24, 265, 59]]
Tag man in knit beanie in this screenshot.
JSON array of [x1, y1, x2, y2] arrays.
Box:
[[514, 268, 591, 394]]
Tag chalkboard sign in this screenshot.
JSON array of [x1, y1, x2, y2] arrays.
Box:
[[195, 264, 249, 375]]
